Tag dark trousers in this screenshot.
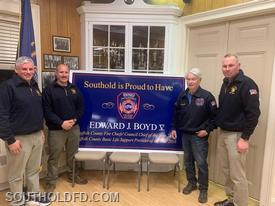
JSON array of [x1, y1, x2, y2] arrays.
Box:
[[182, 133, 209, 191]]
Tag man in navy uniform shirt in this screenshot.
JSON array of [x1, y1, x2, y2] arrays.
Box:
[[0, 56, 49, 206], [43, 64, 87, 193], [214, 54, 260, 206]]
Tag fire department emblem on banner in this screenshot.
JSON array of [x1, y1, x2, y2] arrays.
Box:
[[117, 92, 140, 119]]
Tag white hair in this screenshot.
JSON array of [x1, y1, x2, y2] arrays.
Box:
[[15, 56, 34, 69], [185, 67, 202, 79]]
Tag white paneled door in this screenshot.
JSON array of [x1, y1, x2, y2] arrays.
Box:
[[187, 14, 275, 199]]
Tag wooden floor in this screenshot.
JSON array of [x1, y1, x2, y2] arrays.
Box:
[[0, 170, 258, 206]]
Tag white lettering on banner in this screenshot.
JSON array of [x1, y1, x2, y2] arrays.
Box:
[[89, 121, 125, 129], [154, 83, 173, 91], [89, 121, 165, 131], [133, 123, 157, 130], [126, 122, 131, 130], [84, 81, 117, 89]]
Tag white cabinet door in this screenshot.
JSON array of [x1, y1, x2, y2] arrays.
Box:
[[187, 22, 228, 185], [227, 14, 275, 198], [187, 14, 275, 199]]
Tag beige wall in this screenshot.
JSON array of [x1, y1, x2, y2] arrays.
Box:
[[183, 0, 254, 15]]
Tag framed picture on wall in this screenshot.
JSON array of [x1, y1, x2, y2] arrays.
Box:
[[53, 36, 71, 52], [44, 54, 62, 70], [63, 56, 79, 70], [42, 71, 55, 89]]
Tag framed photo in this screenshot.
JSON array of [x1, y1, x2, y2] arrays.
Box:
[[42, 71, 55, 89], [63, 56, 79, 70], [44, 54, 62, 70], [53, 36, 71, 52]]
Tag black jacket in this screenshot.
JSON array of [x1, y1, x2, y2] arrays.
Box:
[[172, 86, 217, 134], [42, 81, 84, 130], [216, 70, 260, 140], [0, 74, 43, 145]]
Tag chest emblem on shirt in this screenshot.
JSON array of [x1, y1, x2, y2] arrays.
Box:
[[195, 98, 205, 106], [70, 88, 77, 94], [229, 86, 237, 94]]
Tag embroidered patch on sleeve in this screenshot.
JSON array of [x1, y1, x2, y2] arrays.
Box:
[[249, 89, 258, 95]]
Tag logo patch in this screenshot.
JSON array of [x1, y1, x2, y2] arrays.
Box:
[[249, 89, 258, 95], [117, 92, 140, 119], [229, 86, 237, 94], [195, 98, 205, 106], [211, 100, 216, 106], [70, 88, 77, 94]]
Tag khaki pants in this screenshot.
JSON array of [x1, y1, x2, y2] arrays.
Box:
[[217, 129, 248, 206], [6, 130, 43, 206], [46, 125, 80, 185]]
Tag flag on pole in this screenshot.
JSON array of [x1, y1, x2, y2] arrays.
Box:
[[18, 0, 37, 68]]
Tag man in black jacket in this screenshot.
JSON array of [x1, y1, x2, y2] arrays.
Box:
[[214, 54, 260, 206], [171, 68, 217, 203], [0, 56, 48, 205], [43, 64, 87, 192]]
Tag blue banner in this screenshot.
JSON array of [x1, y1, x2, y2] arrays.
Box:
[[72, 72, 184, 152], [18, 0, 37, 66]]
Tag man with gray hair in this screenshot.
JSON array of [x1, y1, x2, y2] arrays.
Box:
[[0, 56, 49, 206], [171, 68, 217, 203]]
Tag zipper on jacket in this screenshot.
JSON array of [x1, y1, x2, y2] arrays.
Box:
[[64, 88, 68, 96], [224, 81, 231, 94], [29, 87, 33, 95]]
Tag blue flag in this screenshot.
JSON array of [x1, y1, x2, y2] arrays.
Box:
[[18, 0, 37, 66]]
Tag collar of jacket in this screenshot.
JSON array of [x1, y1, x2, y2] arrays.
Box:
[[184, 86, 203, 98], [223, 69, 245, 84], [13, 74, 37, 87], [53, 80, 73, 89]]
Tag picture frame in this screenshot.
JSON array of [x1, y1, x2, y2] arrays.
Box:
[[63, 56, 79, 70], [44, 54, 62, 70], [42, 71, 56, 89], [53, 36, 71, 52]]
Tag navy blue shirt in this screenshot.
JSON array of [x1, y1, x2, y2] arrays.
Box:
[[0, 74, 44, 145], [42, 81, 84, 130], [172, 86, 217, 134]]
